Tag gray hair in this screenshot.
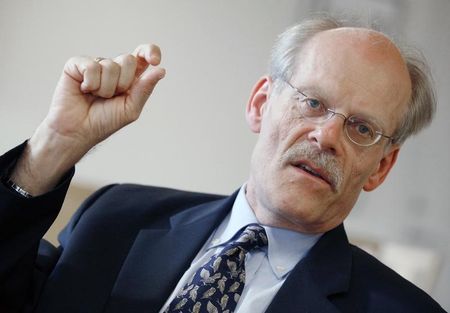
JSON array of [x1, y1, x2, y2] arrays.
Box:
[[269, 14, 436, 145]]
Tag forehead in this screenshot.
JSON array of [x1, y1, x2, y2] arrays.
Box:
[[290, 28, 412, 131]]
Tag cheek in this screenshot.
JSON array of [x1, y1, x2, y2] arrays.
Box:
[[345, 152, 380, 191], [269, 110, 303, 151], [259, 108, 297, 154]]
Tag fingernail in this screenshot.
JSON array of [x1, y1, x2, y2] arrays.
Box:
[[150, 55, 161, 64]]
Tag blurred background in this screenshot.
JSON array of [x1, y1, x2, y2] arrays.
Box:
[[1, 0, 449, 310]]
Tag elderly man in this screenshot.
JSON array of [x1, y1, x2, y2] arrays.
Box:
[[0, 15, 446, 313]]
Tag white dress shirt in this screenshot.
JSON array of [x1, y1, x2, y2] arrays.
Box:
[[159, 186, 322, 312]]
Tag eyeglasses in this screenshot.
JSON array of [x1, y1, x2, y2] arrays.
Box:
[[284, 80, 395, 147]]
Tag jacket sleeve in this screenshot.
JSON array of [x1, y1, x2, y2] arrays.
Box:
[[0, 143, 74, 313]]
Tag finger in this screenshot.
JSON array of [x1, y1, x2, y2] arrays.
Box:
[[113, 54, 137, 94], [133, 44, 162, 78], [63, 57, 101, 93], [133, 44, 161, 65], [94, 59, 121, 98], [126, 66, 166, 119], [81, 60, 102, 93]]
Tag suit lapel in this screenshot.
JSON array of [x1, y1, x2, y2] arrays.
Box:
[[266, 225, 352, 313], [104, 190, 352, 313], [104, 191, 237, 313]]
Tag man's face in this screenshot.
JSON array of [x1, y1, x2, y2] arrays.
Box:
[[245, 28, 412, 233]]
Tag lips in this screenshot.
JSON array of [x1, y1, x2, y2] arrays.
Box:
[[281, 141, 342, 192], [292, 161, 334, 188]]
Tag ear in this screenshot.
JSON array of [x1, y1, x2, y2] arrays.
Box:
[[363, 146, 400, 191], [245, 76, 272, 133]]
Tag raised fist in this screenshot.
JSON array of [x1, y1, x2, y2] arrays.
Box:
[[46, 44, 166, 149], [10, 44, 166, 196]]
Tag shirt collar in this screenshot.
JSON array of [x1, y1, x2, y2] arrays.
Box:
[[208, 185, 259, 247], [208, 185, 323, 279]]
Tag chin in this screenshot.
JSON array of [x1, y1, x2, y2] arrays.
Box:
[[268, 200, 321, 230]]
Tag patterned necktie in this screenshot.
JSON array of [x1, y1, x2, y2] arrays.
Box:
[[165, 224, 268, 313]]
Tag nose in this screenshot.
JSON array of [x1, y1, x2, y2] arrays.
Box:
[[307, 113, 345, 154]]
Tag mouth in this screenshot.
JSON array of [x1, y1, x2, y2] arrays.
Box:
[[292, 161, 334, 189]]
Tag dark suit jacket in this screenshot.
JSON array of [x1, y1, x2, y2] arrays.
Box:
[[0, 144, 446, 313]]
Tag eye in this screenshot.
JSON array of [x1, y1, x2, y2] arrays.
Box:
[[347, 117, 376, 139], [300, 97, 328, 117], [305, 98, 321, 109], [357, 124, 370, 135]]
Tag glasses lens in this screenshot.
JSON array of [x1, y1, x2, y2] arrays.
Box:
[[345, 116, 380, 146], [298, 98, 333, 123]]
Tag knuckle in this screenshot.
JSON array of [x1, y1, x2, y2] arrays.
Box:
[[122, 54, 136, 67], [107, 61, 121, 75], [116, 54, 136, 69], [150, 43, 160, 51], [98, 60, 120, 77], [150, 44, 161, 54], [86, 61, 101, 72], [66, 56, 78, 66], [64, 56, 83, 72], [127, 107, 141, 122], [114, 54, 125, 63]]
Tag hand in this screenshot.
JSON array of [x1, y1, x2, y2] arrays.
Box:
[[47, 44, 165, 150], [10, 44, 166, 195]]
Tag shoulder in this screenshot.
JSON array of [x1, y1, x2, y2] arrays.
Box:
[[342, 244, 445, 312], [76, 183, 225, 220], [86, 183, 226, 211], [59, 184, 227, 242]]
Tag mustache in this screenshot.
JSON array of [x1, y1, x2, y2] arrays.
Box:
[[282, 141, 343, 190]]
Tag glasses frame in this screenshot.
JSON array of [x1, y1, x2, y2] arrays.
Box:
[[283, 80, 395, 147]]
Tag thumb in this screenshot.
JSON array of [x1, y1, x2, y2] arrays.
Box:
[[128, 66, 166, 110]]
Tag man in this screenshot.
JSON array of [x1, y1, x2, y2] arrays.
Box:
[[0, 15, 446, 313]]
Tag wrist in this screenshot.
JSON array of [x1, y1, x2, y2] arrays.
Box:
[[3, 176, 33, 198], [10, 126, 88, 196]]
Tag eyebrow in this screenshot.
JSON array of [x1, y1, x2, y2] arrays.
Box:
[[292, 84, 328, 99]]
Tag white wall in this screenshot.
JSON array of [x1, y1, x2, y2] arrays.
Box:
[[1, 0, 449, 309]]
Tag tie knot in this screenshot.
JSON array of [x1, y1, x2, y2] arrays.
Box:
[[231, 224, 268, 252]]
